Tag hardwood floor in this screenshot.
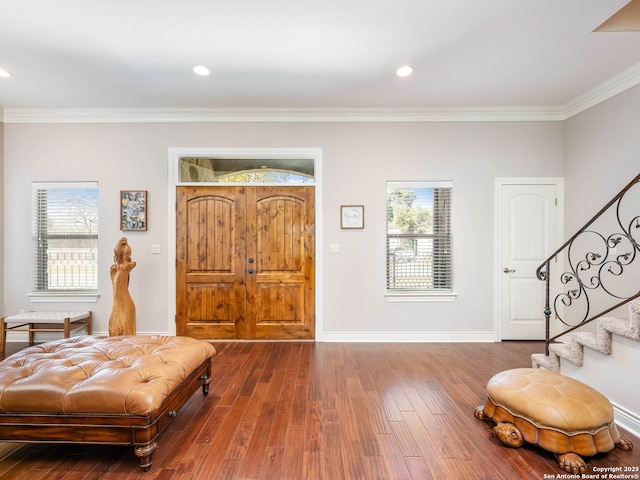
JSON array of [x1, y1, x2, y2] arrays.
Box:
[[0, 340, 638, 479]]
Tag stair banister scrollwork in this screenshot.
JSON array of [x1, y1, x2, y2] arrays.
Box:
[[536, 173, 640, 355]]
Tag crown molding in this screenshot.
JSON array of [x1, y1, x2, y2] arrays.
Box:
[[2, 62, 640, 124], [1, 106, 564, 124], [561, 61, 640, 119]]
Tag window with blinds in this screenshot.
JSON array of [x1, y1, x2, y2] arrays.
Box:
[[386, 181, 453, 293], [32, 182, 99, 292]]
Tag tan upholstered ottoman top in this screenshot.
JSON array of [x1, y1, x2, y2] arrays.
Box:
[[486, 368, 613, 433], [0, 335, 216, 416]]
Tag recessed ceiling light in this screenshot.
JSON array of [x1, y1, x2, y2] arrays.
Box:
[[0, 68, 10, 78], [396, 65, 414, 77], [192, 65, 210, 76]]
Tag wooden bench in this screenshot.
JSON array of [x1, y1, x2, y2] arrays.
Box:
[[0, 335, 216, 470], [0, 311, 92, 353]]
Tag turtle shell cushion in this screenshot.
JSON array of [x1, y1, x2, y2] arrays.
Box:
[[483, 368, 620, 455]]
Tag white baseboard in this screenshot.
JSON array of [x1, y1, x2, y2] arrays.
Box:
[[319, 332, 497, 342], [614, 402, 640, 440], [4, 332, 30, 343]]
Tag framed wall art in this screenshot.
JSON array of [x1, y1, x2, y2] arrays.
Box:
[[120, 190, 147, 231], [341, 205, 364, 229]]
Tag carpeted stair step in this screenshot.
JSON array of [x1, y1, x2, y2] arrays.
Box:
[[600, 314, 640, 341], [531, 301, 640, 371], [531, 352, 559, 371], [570, 331, 611, 355], [548, 341, 583, 366]]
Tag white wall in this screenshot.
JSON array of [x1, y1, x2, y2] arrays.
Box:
[[564, 84, 640, 232], [0, 118, 4, 313], [563, 83, 640, 436], [563, 84, 640, 322], [3, 121, 564, 339]]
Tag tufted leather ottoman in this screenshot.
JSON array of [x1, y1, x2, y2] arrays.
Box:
[[0, 335, 216, 470]]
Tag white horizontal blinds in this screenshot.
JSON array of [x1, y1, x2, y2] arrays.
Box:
[[386, 181, 453, 292], [32, 182, 99, 292], [432, 186, 452, 290]]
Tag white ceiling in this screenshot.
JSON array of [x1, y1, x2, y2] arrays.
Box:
[[1, 0, 640, 116]]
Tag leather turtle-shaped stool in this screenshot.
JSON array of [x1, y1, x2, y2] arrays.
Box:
[[474, 368, 633, 474]]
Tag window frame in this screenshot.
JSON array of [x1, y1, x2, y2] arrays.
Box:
[[28, 181, 100, 303], [385, 180, 457, 302], [178, 157, 315, 184]]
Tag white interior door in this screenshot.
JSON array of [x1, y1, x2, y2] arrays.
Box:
[[498, 180, 560, 340]]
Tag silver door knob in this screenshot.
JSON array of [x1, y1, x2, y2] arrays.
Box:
[[503, 267, 516, 273]]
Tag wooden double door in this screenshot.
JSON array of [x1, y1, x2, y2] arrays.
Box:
[[176, 186, 315, 339]]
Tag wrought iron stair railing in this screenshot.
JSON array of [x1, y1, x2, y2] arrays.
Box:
[[536, 173, 640, 354]]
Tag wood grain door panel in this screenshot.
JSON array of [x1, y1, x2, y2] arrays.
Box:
[[177, 185, 314, 339], [177, 186, 246, 338], [247, 187, 315, 339]]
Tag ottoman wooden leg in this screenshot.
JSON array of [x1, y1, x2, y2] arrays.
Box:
[[201, 372, 212, 396], [134, 441, 159, 471], [63, 318, 71, 339], [0, 318, 6, 353]]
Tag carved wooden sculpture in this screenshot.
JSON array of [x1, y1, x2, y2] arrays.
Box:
[[109, 237, 137, 336], [474, 368, 632, 475]]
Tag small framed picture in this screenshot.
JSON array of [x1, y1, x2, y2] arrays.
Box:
[[341, 205, 364, 229], [120, 190, 147, 231]]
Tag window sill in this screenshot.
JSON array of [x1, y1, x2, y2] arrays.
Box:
[[385, 291, 458, 303], [28, 292, 101, 303]]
